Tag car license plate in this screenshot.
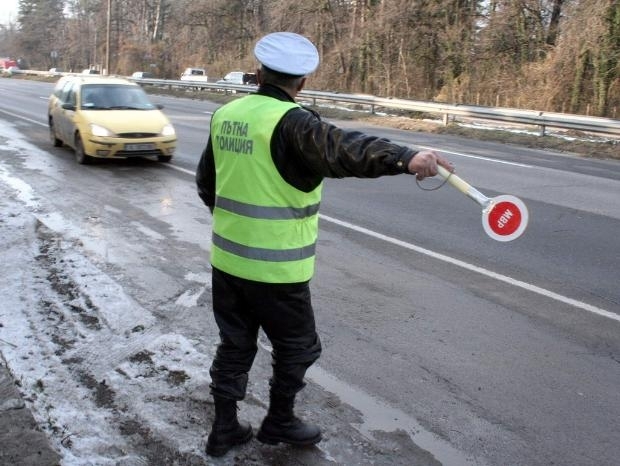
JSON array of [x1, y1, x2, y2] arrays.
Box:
[[125, 143, 155, 151]]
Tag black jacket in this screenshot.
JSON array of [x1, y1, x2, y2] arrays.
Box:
[[196, 84, 418, 210]]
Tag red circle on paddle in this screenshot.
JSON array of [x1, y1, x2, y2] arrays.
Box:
[[488, 201, 522, 236], [482, 195, 529, 242]]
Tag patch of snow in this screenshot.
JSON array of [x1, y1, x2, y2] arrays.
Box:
[[0, 124, 215, 464]]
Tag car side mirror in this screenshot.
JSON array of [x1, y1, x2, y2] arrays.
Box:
[[62, 103, 76, 111]]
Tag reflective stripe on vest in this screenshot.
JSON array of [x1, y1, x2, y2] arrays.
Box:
[[210, 95, 323, 283], [216, 196, 320, 220], [212, 233, 316, 262]]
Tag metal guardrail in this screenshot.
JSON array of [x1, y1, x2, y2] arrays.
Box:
[[6, 68, 620, 138], [134, 78, 620, 138], [295, 91, 620, 138]]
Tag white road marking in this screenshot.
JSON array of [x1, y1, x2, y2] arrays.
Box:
[[1, 108, 46, 126], [320, 214, 619, 322], [418, 144, 534, 168], [167, 164, 195, 175]]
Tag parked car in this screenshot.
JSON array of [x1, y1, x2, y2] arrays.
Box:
[[48, 76, 176, 164]]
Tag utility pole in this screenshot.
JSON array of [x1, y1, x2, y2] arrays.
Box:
[[105, 0, 111, 75]]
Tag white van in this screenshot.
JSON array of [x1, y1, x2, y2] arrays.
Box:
[[180, 68, 208, 82]]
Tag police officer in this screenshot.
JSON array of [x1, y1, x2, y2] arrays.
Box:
[[196, 31, 453, 457]]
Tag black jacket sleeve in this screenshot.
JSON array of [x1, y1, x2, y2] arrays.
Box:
[[196, 136, 215, 212], [272, 107, 418, 193]]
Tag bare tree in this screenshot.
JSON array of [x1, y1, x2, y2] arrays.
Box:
[[4, 0, 619, 117], [16, 0, 66, 69]]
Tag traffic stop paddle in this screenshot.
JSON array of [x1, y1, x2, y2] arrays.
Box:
[[436, 165, 529, 242]]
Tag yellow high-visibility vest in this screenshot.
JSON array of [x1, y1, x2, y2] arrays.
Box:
[[210, 94, 323, 283]]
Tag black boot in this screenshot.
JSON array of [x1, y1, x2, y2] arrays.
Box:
[[206, 397, 253, 457], [256, 391, 322, 446]]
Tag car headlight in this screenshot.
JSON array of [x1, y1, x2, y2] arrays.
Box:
[[90, 123, 115, 137], [161, 124, 176, 137]]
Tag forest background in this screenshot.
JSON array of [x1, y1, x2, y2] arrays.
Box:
[[1, 0, 619, 119]]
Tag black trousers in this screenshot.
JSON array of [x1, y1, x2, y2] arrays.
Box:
[[209, 267, 322, 401]]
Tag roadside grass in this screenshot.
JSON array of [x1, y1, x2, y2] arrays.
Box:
[[360, 114, 620, 161], [310, 107, 620, 161]]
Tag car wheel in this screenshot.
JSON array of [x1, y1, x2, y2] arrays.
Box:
[[49, 118, 62, 147], [158, 155, 172, 163], [74, 134, 93, 165]]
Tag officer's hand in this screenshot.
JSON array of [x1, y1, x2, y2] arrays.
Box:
[[407, 150, 453, 181]]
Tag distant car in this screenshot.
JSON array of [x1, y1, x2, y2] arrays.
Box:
[[216, 71, 257, 85], [3, 66, 20, 76], [48, 75, 176, 164], [243, 72, 257, 85], [82, 68, 100, 75], [180, 67, 208, 81], [131, 71, 154, 79], [48, 68, 63, 76]]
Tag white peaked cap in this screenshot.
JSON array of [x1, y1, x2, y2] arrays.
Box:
[[254, 32, 319, 76]]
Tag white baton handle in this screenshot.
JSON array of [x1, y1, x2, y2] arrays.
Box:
[[436, 165, 492, 210]]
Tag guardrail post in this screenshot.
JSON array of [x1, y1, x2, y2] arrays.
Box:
[[443, 113, 449, 126], [539, 124, 546, 137]]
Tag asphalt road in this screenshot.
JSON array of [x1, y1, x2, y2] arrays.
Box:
[[0, 77, 619, 466]]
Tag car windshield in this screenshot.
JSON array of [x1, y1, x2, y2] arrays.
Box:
[[80, 84, 156, 110]]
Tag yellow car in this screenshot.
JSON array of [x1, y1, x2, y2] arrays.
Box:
[[48, 76, 176, 164]]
